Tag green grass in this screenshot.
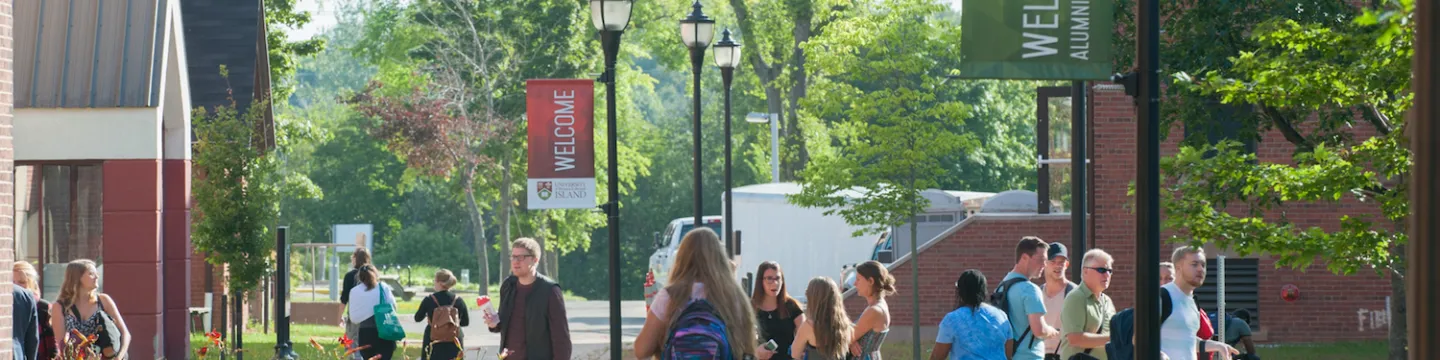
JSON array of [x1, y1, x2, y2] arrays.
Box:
[[190, 324, 426, 359], [1256, 341, 1388, 360], [871, 341, 1388, 360]]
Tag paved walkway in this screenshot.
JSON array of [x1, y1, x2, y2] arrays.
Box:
[[399, 299, 646, 358]]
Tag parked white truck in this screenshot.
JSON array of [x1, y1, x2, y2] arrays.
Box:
[[643, 215, 724, 307]]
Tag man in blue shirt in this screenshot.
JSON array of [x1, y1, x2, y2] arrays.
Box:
[[1002, 237, 1057, 360]]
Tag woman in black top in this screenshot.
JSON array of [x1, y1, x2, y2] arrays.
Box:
[[340, 247, 371, 347], [414, 269, 470, 360], [751, 261, 805, 360]]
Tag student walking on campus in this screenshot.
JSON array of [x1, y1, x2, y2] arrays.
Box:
[[850, 261, 893, 360], [416, 269, 470, 360], [1159, 247, 1239, 360], [930, 269, 1010, 360], [14, 261, 50, 360], [752, 261, 805, 360], [1059, 249, 1116, 360], [790, 277, 853, 360], [634, 228, 757, 360], [341, 246, 374, 348], [349, 264, 399, 360], [1041, 243, 1078, 359], [51, 259, 130, 359], [486, 238, 572, 360], [996, 237, 1058, 360]]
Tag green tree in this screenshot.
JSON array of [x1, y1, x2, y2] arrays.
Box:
[[193, 70, 322, 296], [1165, 1, 1413, 358], [265, 0, 326, 101], [789, 1, 976, 358]]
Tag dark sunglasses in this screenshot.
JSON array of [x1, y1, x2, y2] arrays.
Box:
[[1087, 267, 1113, 274]]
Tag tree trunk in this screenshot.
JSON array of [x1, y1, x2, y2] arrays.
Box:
[[1389, 246, 1407, 360], [464, 169, 491, 297], [783, 11, 815, 179], [500, 155, 513, 281]]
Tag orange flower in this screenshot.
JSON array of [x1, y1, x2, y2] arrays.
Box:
[[339, 335, 355, 348], [309, 337, 324, 351], [198, 346, 210, 356]]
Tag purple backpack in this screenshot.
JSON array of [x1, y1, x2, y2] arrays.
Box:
[[661, 299, 734, 360]]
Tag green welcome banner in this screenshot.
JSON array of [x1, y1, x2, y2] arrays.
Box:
[[957, 0, 1114, 80]]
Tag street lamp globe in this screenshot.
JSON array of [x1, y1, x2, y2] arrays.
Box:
[[714, 28, 742, 69], [679, 1, 715, 49], [590, 0, 634, 31]]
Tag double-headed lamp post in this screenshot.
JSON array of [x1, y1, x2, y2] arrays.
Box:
[[588, 1, 633, 359], [680, 0, 715, 227], [714, 29, 741, 257]]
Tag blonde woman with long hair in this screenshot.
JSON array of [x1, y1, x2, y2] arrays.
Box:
[[15, 261, 56, 360], [790, 277, 852, 360], [634, 228, 757, 359], [50, 260, 130, 359]]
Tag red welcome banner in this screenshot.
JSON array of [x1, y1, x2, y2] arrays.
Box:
[[526, 79, 597, 209]]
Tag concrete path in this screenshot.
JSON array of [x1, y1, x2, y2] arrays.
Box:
[[399, 299, 646, 358]]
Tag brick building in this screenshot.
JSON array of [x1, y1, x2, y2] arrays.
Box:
[[0, 0, 16, 357], [10, 0, 272, 358], [844, 83, 1394, 344]]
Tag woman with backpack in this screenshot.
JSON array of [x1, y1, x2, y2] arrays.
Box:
[[50, 259, 130, 359], [633, 228, 757, 359], [790, 277, 853, 360], [350, 265, 399, 360], [15, 261, 56, 360], [850, 261, 893, 360], [415, 269, 470, 360], [751, 261, 805, 360], [931, 269, 1012, 360]]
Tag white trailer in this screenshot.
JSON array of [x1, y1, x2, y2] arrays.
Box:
[[727, 183, 879, 301]]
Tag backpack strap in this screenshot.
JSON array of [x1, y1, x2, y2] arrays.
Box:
[[1161, 288, 1174, 325], [1000, 278, 1036, 349]]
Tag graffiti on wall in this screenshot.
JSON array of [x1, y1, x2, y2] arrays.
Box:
[[1357, 296, 1391, 332]]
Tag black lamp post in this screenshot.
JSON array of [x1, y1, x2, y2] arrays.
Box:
[[714, 29, 741, 258], [680, 0, 714, 227], [589, 1, 633, 359]]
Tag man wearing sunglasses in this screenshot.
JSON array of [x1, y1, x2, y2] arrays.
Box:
[[1060, 249, 1116, 360]]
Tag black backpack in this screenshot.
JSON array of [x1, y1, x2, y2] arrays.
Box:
[[990, 277, 1038, 352], [1105, 289, 1178, 360]]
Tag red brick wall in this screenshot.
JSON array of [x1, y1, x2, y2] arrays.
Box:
[[1088, 84, 1392, 343], [844, 215, 1073, 325], [0, 0, 15, 357], [840, 84, 1392, 344]]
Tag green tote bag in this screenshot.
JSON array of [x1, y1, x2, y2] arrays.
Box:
[[375, 284, 407, 341]]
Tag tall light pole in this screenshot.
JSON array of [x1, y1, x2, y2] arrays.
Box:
[[1410, 0, 1437, 358], [589, 1, 634, 359], [714, 29, 741, 257], [680, 1, 715, 227], [746, 112, 780, 183]]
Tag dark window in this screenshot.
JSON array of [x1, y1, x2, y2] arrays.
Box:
[[1184, 102, 1258, 158], [1195, 258, 1260, 331]]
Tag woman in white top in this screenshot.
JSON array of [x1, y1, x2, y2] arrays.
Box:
[[633, 228, 756, 359], [349, 265, 398, 360]]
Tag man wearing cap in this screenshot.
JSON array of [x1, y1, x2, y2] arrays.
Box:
[[1041, 242, 1078, 359]]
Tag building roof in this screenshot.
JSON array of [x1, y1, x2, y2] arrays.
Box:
[[15, 0, 173, 108], [180, 0, 263, 114], [180, 0, 274, 147]]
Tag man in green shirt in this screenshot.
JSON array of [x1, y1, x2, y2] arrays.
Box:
[[1061, 249, 1117, 359]]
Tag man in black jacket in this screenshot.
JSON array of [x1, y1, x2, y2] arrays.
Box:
[[12, 285, 39, 360], [485, 238, 571, 360]]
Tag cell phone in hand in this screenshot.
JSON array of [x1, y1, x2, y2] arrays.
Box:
[[762, 339, 778, 351]]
